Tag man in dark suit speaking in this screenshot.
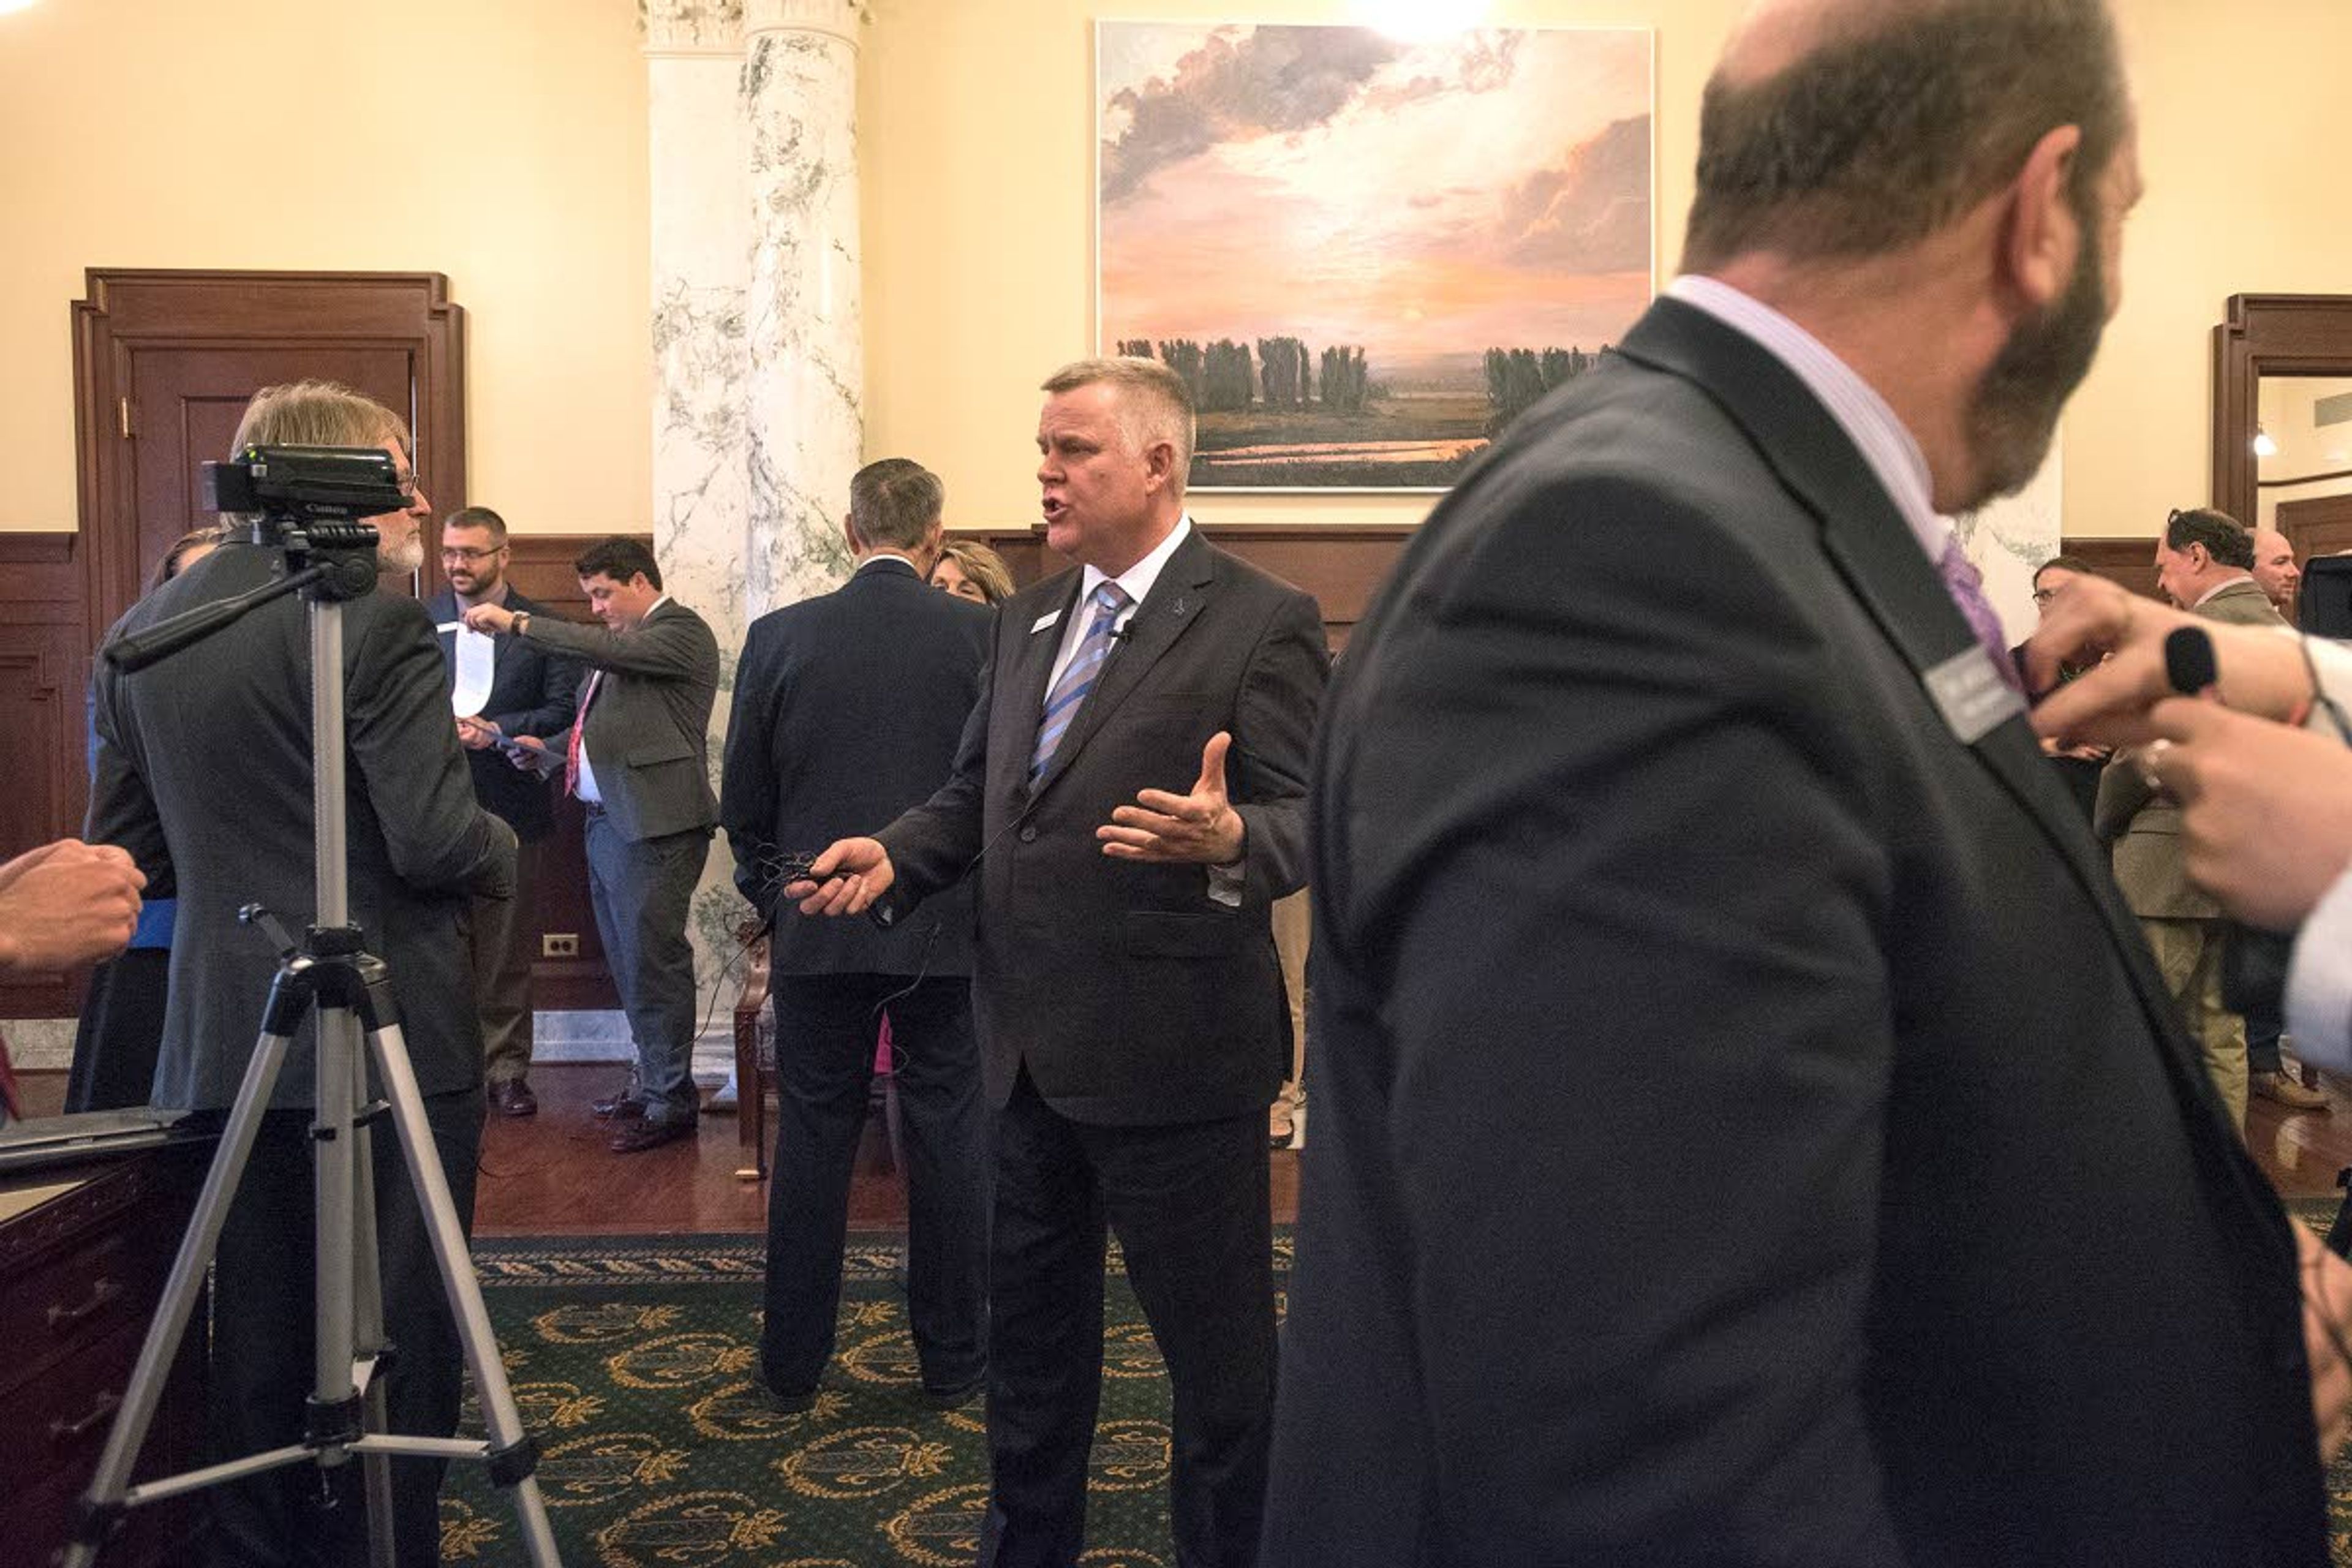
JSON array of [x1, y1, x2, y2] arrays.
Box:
[[465, 537, 718, 1153], [428, 505, 578, 1118], [1264, 2, 2351, 1564], [795, 358, 1328, 1568], [721, 456, 992, 1411], [89, 380, 515, 1566]]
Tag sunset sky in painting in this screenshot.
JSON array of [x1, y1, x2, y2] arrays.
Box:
[[1097, 24, 1653, 388]]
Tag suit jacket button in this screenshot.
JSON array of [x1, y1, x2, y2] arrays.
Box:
[[1019, 825, 1038, 843]]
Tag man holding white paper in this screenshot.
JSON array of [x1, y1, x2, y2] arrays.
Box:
[[428, 505, 578, 1118]]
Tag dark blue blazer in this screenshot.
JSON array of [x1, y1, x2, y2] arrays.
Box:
[[428, 586, 578, 842], [722, 557, 990, 976]]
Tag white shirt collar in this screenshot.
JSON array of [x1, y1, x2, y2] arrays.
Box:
[[857, 552, 922, 576], [1080, 513, 1192, 612], [1667, 274, 1948, 565]]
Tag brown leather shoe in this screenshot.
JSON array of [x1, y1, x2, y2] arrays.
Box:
[[491, 1079, 538, 1118], [2253, 1069, 2331, 1112], [591, 1091, 646, 1120], [609, 1117, 697, 1154]]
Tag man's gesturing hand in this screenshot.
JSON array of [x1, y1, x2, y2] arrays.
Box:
[[2296, 1218, 2352, 1458], [1099, 731, 1246, 865], [791, 837, 897, 918]]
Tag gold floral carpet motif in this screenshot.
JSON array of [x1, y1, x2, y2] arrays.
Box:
[[440, 1232, 1294, 1566]]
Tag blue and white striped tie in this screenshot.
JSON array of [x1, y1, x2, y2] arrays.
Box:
[[1031, 581, 1132, 780]]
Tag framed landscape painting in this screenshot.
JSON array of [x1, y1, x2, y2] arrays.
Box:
[[1096, 21, 1654, 491]]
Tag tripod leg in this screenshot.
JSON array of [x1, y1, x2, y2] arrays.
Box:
[[62, 1028, 300, 1568], [344, 1065, 400, 1568], [365, 1018, 562, 1567]]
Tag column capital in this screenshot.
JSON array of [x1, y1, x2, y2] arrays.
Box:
[[641, 0, 744, 55], [744, 0, 866, 49]]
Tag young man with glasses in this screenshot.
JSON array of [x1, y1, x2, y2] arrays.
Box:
[[428, 506, 578, 1117]]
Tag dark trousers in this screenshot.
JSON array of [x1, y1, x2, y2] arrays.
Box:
[[2247, 992, 2286, 1076], [205, 1085, 483, 1568], [473, 835, 543, 1085], [65, 946, 171, 1111], [584, 812, 707, 1124], [979, 1070, 1276, 1568], [761, 973, 989, 1395]]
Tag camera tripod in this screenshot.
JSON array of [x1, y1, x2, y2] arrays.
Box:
[[66, 527, 560, 1566]]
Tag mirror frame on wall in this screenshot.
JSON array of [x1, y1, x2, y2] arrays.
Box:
[[2212, 293, 2352, 529]]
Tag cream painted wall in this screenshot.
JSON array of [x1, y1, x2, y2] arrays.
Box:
[[2, 0, 2345, 543], [0, 0, 649, 534]]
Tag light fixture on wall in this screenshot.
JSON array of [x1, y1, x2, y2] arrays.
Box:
[[0, 0, 45, 15], [2253, 426, 2280, 459]]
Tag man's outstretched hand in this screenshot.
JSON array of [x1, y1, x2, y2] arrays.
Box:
[[790, 837, 897, 917], [1099, 731, 1246, 865]]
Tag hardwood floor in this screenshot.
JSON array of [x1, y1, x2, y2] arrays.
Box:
[[13, 1057, 2337, 1235], [12, 1063, 1305, 1238]]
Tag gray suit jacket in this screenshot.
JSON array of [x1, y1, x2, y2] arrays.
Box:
[[521, 598, 719, 843], [2096, 576, 2287, 918], [88, 541, 514, 1111], [876, 527, 1328, 1124]]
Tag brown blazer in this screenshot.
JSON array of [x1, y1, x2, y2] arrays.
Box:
[[2096, 576, 2286, 918]]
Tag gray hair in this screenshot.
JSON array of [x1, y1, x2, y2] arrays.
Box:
[[1042, 356, 1196, 497], [849, 458, 946, 552]]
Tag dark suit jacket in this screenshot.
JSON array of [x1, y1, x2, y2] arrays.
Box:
[[520, 598, 719, 843], [2095, 576, 2290, 918], [876, 527, 1328, 1124], [721, 557, 990, 975], [427, 585, 578, 841], [1263, 299, 2324, 1565], [88, 541, 514, 1112]]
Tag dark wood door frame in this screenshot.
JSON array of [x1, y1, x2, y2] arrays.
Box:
[[2211, 293, 2352, 530], [72, 270, 467, 641]]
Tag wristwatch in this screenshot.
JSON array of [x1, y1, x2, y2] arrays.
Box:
[[511, 611, 530, 638]]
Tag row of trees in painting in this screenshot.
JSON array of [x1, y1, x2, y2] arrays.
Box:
[[1101, 334, 1613, 487], [1114, 337, 1374, 415]]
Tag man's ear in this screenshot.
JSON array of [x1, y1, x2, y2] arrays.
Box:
[[2002, 123, 2086, 312], [842, 512, 864, 556], [1142, 438, 1178, 495]]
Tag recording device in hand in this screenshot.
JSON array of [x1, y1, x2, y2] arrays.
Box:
[[2164, 627, 2300, 1019]]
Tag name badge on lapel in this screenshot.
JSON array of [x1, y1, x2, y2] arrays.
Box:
[[1030, 609, 1062, 636], [1923, 647, 2025, 745]]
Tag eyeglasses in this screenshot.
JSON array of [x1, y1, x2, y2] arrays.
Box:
[[2031, 588, 2059, 605], [440, 545, 505, 563]]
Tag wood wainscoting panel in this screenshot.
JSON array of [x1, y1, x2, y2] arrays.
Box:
[[959, 524, 1414, 651], [2059, 537, 2158, 603], [0, 534, 94, 1017]]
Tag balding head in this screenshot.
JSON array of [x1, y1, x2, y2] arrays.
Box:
[[2252, 526, 2303, 612], [1686, 0, 2127, 270]]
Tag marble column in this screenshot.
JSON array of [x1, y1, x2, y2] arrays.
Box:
[[1954, 454, 2064, 649], [643, 0, 866, 1081], [741, 0, 865, 618]]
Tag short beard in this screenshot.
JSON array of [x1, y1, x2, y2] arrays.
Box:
[[379, 533, 426, 577], [1961, 213, 2109, 509]]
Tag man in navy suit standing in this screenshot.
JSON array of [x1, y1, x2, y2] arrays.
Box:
[[1264, 1, 2352, 1562], [722, 458, 992, 1411], [429, 505, 577, 1118]]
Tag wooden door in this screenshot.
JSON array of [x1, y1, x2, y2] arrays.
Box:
[[74, 270, 467, 642], [125, 344, 420, 609]]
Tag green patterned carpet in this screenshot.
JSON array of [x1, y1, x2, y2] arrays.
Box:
[[445, 1215, 2352, 1565], [440, 1232, 1292, 1566]]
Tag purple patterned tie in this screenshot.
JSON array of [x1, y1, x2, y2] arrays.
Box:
[[1937, 536, 2022, 692]]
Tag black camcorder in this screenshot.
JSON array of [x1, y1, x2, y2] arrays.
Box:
[[202, 444, 407, 534]]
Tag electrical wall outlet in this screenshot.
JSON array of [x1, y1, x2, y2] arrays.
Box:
[[542, 933, 581, 958]]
